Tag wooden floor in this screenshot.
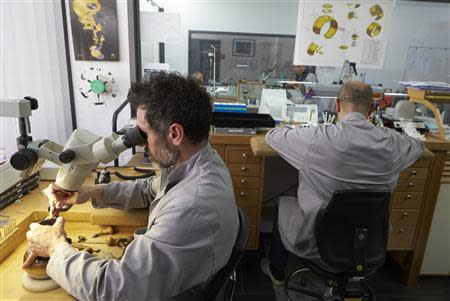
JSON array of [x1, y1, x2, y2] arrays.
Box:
[[233, 233, 450, 301]]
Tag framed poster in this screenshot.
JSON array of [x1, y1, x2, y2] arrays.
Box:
[[232, 39, 255, 57], [69, 0, 119, 61]]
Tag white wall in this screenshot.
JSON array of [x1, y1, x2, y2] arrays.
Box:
[[421, 184, 450, 275], [64, 0, 132, 164], [140, 0, 450, 90], [0, 1, 73, 159]]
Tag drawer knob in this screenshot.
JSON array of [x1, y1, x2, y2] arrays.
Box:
[[242, 153, 249, 159], [402, 212, 409, 217], [242, 166, 247, 172], [408, 182, 414, 188], [406, 194, 412, 200], [241, 179, 246, 184], [411, 170, 417, 176], [399, 228, 405, 233], [240, 192, 247, 197]]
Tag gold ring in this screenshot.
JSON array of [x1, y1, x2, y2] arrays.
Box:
[[322, 8, 332, 14], [322, 3, 333, 8], [366, 22, 382, 37], [370, 4, 384, 20], [339, 45, 349, 50], [313, 15, 338, 39], [307, 42, 319, 56]]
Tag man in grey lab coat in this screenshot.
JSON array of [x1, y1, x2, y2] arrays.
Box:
[[23, 72, 239, 300], [261, 80, 424, 285]]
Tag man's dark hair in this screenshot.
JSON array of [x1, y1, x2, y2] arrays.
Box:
[[128, 72, 212, 144]]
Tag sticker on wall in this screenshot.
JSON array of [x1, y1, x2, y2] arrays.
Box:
[[69, 0, 119, 61], [79, 67, 117, 105]]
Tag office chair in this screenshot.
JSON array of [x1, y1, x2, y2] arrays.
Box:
[[285, 190, 391, 301], [204, 207, 250, 301]]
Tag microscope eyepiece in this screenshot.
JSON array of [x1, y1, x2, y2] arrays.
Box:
[[122, 127, 147, 148]]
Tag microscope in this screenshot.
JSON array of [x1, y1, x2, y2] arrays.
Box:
[[2, 98, 147, 192]]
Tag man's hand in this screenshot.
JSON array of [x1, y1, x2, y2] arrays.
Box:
[[22, 217, 68, 269], [45, 184, 103, 217]]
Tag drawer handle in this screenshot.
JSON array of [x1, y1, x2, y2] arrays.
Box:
[[240, 192, 247, 198], [411, 170, 417, 176], [242, 153, 249, 159], [242, 166, 247, 172], [241, 179, 246, 185], [402, 212, 409, 217], [406, 194, 412, 200], [408, 182, 414, 188], [399, 228, 405, 233]]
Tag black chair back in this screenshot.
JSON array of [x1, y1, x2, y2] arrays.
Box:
[[204, 207, 250, 300], [315, 190, 390, 275]]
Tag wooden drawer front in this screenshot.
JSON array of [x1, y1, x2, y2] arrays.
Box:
[[213, 144, 226, 162], [235, 189, 259, 206], [411, 156, 432, 168], [228, 149, 259, 164], [391, 192, 423, 210], [232, 176, 260, 189], [395, 180, 425, 192], [399, 168, 428, 180], [241, 206, 258, 225], [390, 210, 419, 227], [247, 225, 258, 250], [388, 226, 416, 250], [228, 163, 261, 177]]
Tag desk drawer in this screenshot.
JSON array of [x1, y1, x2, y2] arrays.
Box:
[[228, 163, 261, 177], [390, 210, 419, 227], [232, 176, 260, 189], [399, 168, 428, 180], [241, 206, 258, 225], [227, 148, 259, 164], [411, 156, 432, 168], [391, 192, 423, 210], [395, 180, 425, 192], [234, 189, 259, 206], [388, 225, 416, 250]]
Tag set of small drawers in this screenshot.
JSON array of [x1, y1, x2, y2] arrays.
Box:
[[388, 155, 432, 250], [213, 144, 262, 250]]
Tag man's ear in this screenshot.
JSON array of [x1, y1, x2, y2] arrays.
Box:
[[335, 98, 341, 113], [167, 123, 184, 146]]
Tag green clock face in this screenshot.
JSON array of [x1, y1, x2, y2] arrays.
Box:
[[91, 79, 106, 94]]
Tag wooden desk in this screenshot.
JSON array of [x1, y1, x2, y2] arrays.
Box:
[[247, 132, 450, 286], [0, 172, 150, 300]]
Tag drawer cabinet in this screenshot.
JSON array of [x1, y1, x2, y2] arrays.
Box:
[[212, 141, 262, 250], [388, 153, 431, 250]]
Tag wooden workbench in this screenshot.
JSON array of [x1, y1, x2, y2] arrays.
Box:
[[249, 132, 450, 286], [0, 170, 152, 300]]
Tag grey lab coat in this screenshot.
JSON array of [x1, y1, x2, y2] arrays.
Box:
[[266, 112, 424, 271], [46, 144, 239, 300]]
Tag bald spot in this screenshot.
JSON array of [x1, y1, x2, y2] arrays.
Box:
[[338, 80, 373, 112]]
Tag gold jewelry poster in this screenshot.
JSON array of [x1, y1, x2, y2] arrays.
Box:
[[293, 0, 393, 69], [69, 0, 119, 61]]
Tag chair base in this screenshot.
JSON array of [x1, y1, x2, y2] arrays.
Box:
[[284, 268, 376, 301]]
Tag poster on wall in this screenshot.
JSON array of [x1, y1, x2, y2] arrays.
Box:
[[293, 0, 393, 69], [69, 0, 119, 61]]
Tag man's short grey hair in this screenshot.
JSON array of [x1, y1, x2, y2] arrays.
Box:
[[337, 81, 373, 109]]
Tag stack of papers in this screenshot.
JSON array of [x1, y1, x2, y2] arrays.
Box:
[[399, 81, 450, 92]]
